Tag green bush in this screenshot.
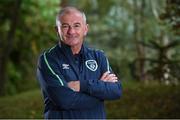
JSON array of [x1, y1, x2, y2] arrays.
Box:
[[0, 83, 180, 118], [106, 83, 180, 118], [0, 90, 43, 119]]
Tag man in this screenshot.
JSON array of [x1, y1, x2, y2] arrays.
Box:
[[37, 6, 122, 119]]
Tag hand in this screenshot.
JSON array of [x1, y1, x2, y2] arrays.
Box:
[[100, 71, 118, 83], [67, 81, 80, 92]]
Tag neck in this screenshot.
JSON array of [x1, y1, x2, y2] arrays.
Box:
[[71, 44, 82, 55]]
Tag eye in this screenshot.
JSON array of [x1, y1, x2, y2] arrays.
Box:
[[61, 24, 69, 29], [74, 24, 81, 28]]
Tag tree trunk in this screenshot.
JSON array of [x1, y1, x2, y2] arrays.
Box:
[[0, 0, 22, 96], [133, 0, 146, 81], [0, 56, 6, 95]]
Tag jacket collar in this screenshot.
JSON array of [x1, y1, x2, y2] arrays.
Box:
[[58, 41, 88, 56]]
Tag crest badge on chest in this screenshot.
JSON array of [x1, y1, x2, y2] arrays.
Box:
[[85, 60, 98, 71]]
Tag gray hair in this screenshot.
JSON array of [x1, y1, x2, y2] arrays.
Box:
[[56, 6, 87, 27]]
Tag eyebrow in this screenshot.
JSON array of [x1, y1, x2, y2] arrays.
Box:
[[61, 22, 81, 26], [61, 23, 69, 26], [74, 23, 81, 25]]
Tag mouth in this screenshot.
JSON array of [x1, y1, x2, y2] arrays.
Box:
[[66, 35, 77, 40]]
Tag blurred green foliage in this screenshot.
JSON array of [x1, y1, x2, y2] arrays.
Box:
[[0, 0, 179, 119], [0, 0, 179, 95], [0, 82, 179, 118], [0, 90, 43, 118], [0, 0, 59, 95], [106, 82, 180, 118]]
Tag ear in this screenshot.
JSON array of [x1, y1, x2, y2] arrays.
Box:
[[55, 26, 58, 32], [84, 24, 89, 36], [55, 25, 62, 34], [55, 26, 63, 41]]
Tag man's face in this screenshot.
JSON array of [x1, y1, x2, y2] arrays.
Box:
[[58, 11, 88, 47]]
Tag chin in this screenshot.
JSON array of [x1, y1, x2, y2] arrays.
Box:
[[66, 40, 81, 46], [69, 42, 80, 47]]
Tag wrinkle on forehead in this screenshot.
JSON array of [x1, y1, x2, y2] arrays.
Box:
[[60, 13, 84, 25], [60, 7, 83, 19]]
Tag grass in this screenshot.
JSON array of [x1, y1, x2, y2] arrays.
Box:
[[106, 81, 180, 118], [0, 82, 180, 119], [0, 90, 43, 119]]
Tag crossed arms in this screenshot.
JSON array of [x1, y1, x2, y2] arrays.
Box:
[[68, 71, 118, 92], [37, 52, 122, 110]]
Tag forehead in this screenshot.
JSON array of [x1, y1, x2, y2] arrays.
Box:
[[59, 10, 84, 23]]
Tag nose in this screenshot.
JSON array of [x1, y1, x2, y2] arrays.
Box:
[[67, 26, 75, 35]]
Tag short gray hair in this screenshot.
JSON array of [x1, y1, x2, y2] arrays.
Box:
[[56, 6, 87, 27]]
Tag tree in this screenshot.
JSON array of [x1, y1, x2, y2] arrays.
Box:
[[132, 0, 180, 84], [0, 0, 22, 95], [160, 0, 180, 35], [0, 0, 60, 95]]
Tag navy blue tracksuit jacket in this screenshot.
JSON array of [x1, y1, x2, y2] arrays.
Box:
[[37, 42, 122, 119]]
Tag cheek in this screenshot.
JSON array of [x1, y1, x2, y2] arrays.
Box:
[[61, 32, 68, 38], [61, 30, 67, 34], [79, 30, 86, 36]]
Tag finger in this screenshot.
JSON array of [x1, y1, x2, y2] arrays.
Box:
[[100, 71, 110, 80], [106, 79, 118, 83], [105, 74, 116, 80], [112, 79, 118, 82], [102, 74, 117, 82], [107, 77, 118, 82], [106, 74, 118, 81]]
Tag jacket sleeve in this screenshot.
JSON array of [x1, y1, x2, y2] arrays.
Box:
[[37, 52, 101, 110], [80, 51, 122, 100]]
